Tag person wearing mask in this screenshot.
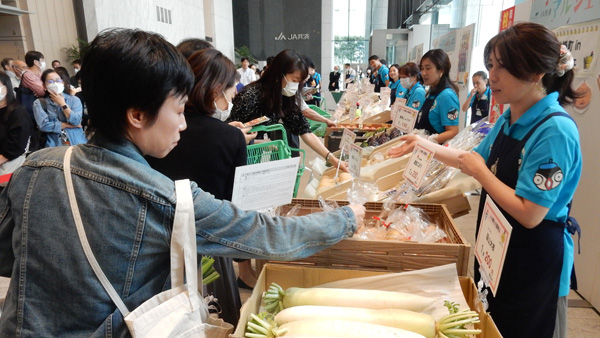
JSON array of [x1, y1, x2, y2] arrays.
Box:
[[368, 55, 389, 92], [0, 28, 365, 336], [387, 64, 404, 106], [462, 71, 491, 125], [0, 72, 30, 176], [32, 69, 86, 147], [227, 49, 347, 170], [17, 51, 47, 151], [70, 59, 82, 89], [343, 63, 356, 88], [389, 22, 581, 338], [328, 65, 341, 91], [1, 58, 20, 90], [414, 49, 460, 144], [147, 48, 256, 327], [398, 62, 426, 110], [237, 57, 256, 86]]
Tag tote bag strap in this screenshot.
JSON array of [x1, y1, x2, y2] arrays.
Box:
[[171, 179, 202, 311], [63, 146, 131, 316]]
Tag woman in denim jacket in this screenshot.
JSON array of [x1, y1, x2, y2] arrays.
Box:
[[0, 29, 365, 337], [32, 69, 87, 148]]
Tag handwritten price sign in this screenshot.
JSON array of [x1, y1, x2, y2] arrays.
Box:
[[475, 196, 512, 296], [403, 141, 435, 189], [393, 105, 419, 134], [347, 143, 362, 178], [340, 128, 356, 153]]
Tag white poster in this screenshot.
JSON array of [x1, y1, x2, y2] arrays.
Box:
[[553, 20, 600, 78], [530, 0, 600, 29]]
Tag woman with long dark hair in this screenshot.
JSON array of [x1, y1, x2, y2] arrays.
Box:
[[227, 49, 346, 170], [387, 64, 403, 105], [389, 22, 581, 338], [414, 49, 460, 143], [0, 71, 30, 176]]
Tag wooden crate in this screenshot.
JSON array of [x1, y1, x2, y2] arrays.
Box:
[[258, 199, 471, 276]]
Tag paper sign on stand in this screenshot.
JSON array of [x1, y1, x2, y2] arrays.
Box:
[[396, 98, 407, 106], [347, 143, 362, 178], [403, 141, 435, 188], [390, 101, 401, 121], [340, 128, 356, 152], [475, 196, 512, 296], [231, 157, 299, 211], [393, 105, 419, 134]]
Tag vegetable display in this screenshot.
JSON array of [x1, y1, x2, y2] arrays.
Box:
[[246, 283, 481, 338]]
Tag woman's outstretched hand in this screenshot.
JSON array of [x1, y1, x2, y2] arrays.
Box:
[[387, 134, 421, 158]]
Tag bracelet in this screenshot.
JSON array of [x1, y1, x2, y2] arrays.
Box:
[[326, 152, 332, 161]]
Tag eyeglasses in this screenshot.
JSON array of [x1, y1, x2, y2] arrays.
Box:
[[46, 79, 64, 84]]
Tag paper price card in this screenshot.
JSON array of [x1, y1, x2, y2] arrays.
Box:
[[403, 141, 435, 189], [393, 105, 419, 133], [347, 143, 362, 178], [475, 195, 512, 296], [396, 98, 407, 105], [340, 128, 356, 152], [390, 101, 401, 121]]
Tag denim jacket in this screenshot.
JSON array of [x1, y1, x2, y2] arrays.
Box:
[[32, 93, 88, 147], [0, 134, 356, 337]]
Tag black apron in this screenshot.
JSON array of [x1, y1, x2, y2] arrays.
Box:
[[414, 91, 439, 135], [474, 112, 571, 338], [470, 88, 491, 124], [390, 87, 397, 106]]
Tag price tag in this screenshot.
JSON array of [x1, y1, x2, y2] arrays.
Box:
[[403, 141, 435, 189], [390, 101, 401, 121], [475, 196, 512, 296], [396, 98, 407, 105], [347, 143, 362, 178], [339, 128, 356, 152], [392, 105, 419, 133]]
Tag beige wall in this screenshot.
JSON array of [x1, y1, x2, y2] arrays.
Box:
[[0, 0, 78, 72]]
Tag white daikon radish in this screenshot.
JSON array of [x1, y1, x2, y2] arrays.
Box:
[[274, 305, 481, 338], [279, 319, 426, 338], [275, 306, 434, 338], [282, 286, 434, 312]]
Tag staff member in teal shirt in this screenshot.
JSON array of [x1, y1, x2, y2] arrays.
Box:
[[387, 64, 404, 105], [462, 70, 491, 124], [368, 55, 389, 93], [414, 49, 460, 144], [389, 22, 581, 338], [399, 62, 426, 110]]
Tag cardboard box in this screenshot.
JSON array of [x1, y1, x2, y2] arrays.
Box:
[[233, 264, 502, 338], [258, 200, 471, 276]]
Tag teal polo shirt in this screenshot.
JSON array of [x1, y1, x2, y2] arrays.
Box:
[[474, 92, 581, 296], [388, 79, 405, 98], [404, 82, 426, 110], [428, 87, 460, 133]]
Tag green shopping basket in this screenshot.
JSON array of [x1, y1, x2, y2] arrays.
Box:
[[246, 124, 305, 197], [308, 104, 332, 137]]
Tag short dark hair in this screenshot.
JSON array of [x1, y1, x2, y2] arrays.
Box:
[[257, 49, 307, 118], [472, 70, 488, 83], [72, 59, 82, 66], [368, 55, 379, 61], [241, 57, 249, 63], [176, 38, 213, 59], [1, 58, 13, 70], [421, 49, 459, 95], [344, 63, 350, 67], [187, 49, 236, 117], [25, 51, 44, 67], [380, 59, 387, 65], [398, 62, 422, 84], [484, 22, 578, 106], [81, 28, 194, 142], [52, 60, 61, 65]]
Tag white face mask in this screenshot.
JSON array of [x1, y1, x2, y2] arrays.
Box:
[[47, 83, 64, 95], [213, 92, 233, 121], [39, 60, 47, 71], [400, 77, 412, 89], [74, 68, 80, 74], [282, 75, 299, 97]]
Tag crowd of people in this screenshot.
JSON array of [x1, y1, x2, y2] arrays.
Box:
[[0, 20, 582, 338]]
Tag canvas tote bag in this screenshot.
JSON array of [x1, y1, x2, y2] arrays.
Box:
[[63, 146, 232, 337]]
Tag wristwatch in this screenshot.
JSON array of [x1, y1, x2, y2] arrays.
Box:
[[61, 104, 68, 110]]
